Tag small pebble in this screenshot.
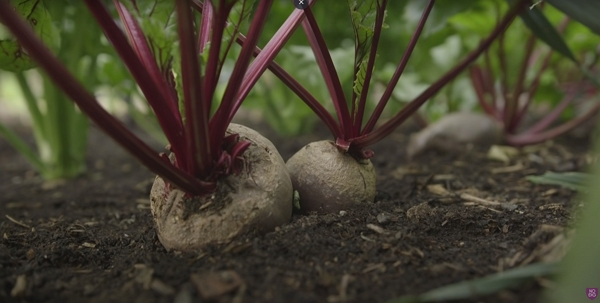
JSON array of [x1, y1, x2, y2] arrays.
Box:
[[376, 212, 392, 224], [339, 210, 347, 216], [26, 249, 35, 260], [151, 279, 176, 295], [173, 283, 194, 303], [11, 275, 27, 298]]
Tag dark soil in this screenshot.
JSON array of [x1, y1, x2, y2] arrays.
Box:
[[0, 119, 592, 303]]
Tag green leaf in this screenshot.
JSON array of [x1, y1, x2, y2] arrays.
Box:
[[405, 0, 481, 37], [119, 0, 178, 73], [446, 1, 503, 50], [546, 0, 600, 36], [346, 0, 382, 103], [526, 171, 590, 191], [546, 136, 600, 302], [0, 0, 58, 72], [514, 2, 577, 63], [353, 57, 369, 100], [0, 121, 45, 173], [386, 262, 558, 303], [210, 0, 241, 11], [221, 0, 256, 63]]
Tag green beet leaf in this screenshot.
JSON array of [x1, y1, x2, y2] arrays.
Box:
[[0, 0, 58, 72]]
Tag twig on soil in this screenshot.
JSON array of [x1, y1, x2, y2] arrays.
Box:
[[366, 224, 386, 234], [491, 162, 524, 174], [460, 193, 501, 206], [360, 233, 376, 242], [328, 274, 354, 303], [461, 193, 518, 211], [469, 205, 503, 213], [362, 263, 386, 274], [10, 275, 27, 298], [5, 215, 31, 229]]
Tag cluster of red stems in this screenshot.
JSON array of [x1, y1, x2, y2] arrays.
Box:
[[470, 16, 600, 146], [0, 0, 559, 196]]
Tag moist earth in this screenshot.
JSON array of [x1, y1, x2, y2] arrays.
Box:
[[0, 120, 592, 303]]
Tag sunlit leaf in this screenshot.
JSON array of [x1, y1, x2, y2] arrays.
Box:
[[353, 57, 369, 100], [119, 0, 178, 74], [514, 2, 577, 62], [546, 0, 600, 36], [0, 0, 58, 72], [527, 171, 590, 191], [405, 0, 481, 37], [386, 262, 558, 303], [346, 0, 383, 102], [220, 0, 256, 63]]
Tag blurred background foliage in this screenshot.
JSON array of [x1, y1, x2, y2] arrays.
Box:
[[246, 0, 600, 134], [2, 0, 599, 144]]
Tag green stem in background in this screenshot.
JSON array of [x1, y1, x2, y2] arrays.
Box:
[[41, 77, 63, 176], [14, 70, 88, 179], [14, 71, 49, 165], [0, 0, 212, 194], [0, 122, 45, 173], [1, 2, 92, 180], [15, 72, 45, 141]]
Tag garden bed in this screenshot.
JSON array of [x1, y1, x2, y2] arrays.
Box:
[[0, 120, 591, 303]]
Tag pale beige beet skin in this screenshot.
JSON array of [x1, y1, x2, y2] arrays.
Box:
[[406, 112, 504, 159], [150, 124, 292, 252], [286, 140, 376, 214]]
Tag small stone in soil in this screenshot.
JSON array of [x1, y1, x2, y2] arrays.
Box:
[[10, 275, 27, 298], [366, 224, 386, 234], [26, 249, 35, 260], [190, 270, 243, 300], [151, 279, 175, 295], [406, 202, 439, 222], [376, 212, 392, 224], [173, 283, 195, 303]]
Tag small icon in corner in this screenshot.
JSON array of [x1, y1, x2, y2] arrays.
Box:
[[293, 0, 308, 10], [588, 288, 598, 300]]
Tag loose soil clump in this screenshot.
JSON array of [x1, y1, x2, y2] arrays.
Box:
[[0, 121, 591, 303]]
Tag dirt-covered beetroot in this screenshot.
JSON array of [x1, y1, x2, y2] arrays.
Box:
[[286, 140, 376, 214], [150, 124, 292, 252], [406, 112, 504, 159]]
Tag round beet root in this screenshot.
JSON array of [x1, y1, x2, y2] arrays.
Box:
[[150, 124, 292, 252], [286, 140, 376, 214]]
